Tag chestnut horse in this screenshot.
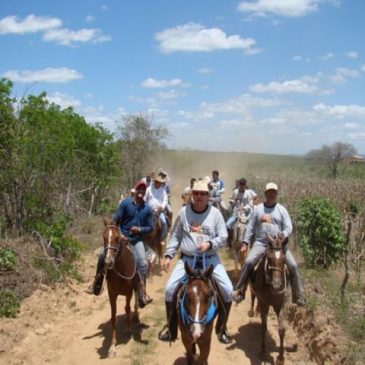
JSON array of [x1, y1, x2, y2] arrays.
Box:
[[248, 233, 288, 364], [103, 218, 139, 358], [178, 261, 218, 365]]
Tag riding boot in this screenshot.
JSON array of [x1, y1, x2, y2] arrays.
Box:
[[216, 301, 232, 344], [137, 272, 153, 308], [85, 252, 105, 296], [158, 301, 178, 342], [232, 263, 251, 303]]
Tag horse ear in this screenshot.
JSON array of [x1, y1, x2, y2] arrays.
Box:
[[203, 264, 214, 279], [103, 217, 109, 226], [184, 261, 193, 276], [265, 233, 274, 244]]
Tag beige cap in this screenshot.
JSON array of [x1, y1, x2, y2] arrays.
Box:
[[202, 176, 211, 184], [192, 181, 209, 192], [265, 182, 278, 192]]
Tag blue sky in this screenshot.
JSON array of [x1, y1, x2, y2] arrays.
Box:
[[1, 0, 365, 154]]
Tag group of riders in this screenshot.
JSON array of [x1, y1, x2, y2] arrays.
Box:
[[86, 169, 306, 345]]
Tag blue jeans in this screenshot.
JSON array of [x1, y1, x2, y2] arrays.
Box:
[[226, 214, 237, 230], [159, 212, 167, 240], [165, 253, 233, 303]]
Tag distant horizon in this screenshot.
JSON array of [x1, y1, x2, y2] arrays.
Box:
[[1, 1, 364, 155]]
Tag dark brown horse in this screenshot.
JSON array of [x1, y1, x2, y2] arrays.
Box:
[[249, 233, 288, 365], [102, 217, 139, 358], [178, 262, 217, 365]]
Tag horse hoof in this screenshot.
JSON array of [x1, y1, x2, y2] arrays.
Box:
[[248, 309, 254, 318], [276, 355, 285, 365]]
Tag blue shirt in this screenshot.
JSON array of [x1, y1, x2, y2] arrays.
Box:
[[113, 197, 153, 245]]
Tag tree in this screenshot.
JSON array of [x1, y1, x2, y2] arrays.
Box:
[[306, 141, 357, 178], [116, 114, 169, 190]]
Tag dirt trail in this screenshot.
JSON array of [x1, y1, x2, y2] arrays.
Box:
[[0, 169, 316, 365], [0, 246, 315, 365]]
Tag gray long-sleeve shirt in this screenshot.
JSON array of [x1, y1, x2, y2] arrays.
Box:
[[165, 204, 228, 258], [243, 202, 292, 245]]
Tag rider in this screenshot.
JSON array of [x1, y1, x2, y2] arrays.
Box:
[[157, 169, 173, 228], [232, 182, 306, 306], [210, 170, 227, 211], [144, 174, 168, 241], [158, 180, 233, 344], [226, 178, 253, 231], [85, 180, 154, 308], [181, 177, 197, 206]]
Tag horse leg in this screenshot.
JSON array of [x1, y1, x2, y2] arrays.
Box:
[[125, 292, 132, 329], [197, 334, 212, 365], [248, 290, 255, 318], [233, 247, 239, 281], [108, 292, 118, 358], [260, 303, 269, 359], [132, 289, 140, 323], [276, 307, 285, 365], [181, 333, 194, 365]]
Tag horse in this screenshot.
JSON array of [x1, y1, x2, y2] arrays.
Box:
[[230, 209, 249, 280], [143, 209, 167, 278], [177, 261, 218, 365], [102, 217, 140, 358], [249, 233, 288, 365]]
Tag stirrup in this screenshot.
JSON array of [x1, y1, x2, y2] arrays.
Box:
[[232, 290, 245, 304], [158, 324, 172, 342], [217, 329, 232, 344]]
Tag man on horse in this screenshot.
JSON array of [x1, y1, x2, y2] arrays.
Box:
[[226, 177, 253, 232], [232, 182, 306, 306], [209, 170, 227, 211], [144, 174, 169, 241], [158, 180, 234, 344], [86, 180, 154, 308]]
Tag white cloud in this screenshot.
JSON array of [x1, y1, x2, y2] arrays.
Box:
[[321, 52, 334, 61], [141, 78, 184, 88], [101, 5, 109, 11], [237, 0, 323, 17], [155, 22, 259, 54], [156, 90, 186, 100], [0, 14, 61, 34], [43, 27, 111, 46], [345, 122, 360, 129], [345, 51, 358, 59], [313, 103, 365, 118], [198, 67, 214, 74], [85, 15, 95, 23], [47, 92, 81, 108], [2, 67, 83, 83], [250, 78, 332, 94], [292, 55, 303, 61], [329, 67, 360, 84]]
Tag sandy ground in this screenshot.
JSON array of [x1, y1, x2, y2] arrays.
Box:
[[0, 169, 317, 365], [0, 245, 316, 365]]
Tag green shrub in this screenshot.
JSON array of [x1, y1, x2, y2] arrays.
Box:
[[0, 247, 16, 270], [0, 289, 20, 318], [296, 197, 345, 269]]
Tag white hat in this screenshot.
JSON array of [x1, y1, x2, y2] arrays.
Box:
[[202, 176, 211, 184], [192, 181, 209, 192], [265, 182, 278, 192]]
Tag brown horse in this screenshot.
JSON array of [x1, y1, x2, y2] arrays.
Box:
[[231, 209, 249, 280], [102, 218, 139, 358], [178, 262, 217, 365], [249, 233, 288, 365]]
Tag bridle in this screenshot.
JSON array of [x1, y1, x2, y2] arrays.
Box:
[[104, 224, 136, 280], [265, 243, 288, 295]]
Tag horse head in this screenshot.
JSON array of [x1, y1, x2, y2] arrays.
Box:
[[180, 262, 216, 342], [265, 232, 287, 294], [103, 217, 126, 270]]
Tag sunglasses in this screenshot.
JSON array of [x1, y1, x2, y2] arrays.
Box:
[[192, 191, 208, 196]]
